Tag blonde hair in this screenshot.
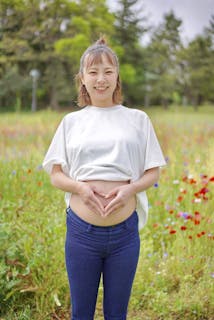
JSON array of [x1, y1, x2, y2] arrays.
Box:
[[76, 37, 123, 107]]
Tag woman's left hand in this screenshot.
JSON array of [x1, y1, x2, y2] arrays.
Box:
[[103, 184, 136, 216]]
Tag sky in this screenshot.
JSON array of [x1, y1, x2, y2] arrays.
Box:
[[107, 0, 214, 44]]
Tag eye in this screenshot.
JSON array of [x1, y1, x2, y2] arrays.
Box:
[[106, 70, 113, 74]]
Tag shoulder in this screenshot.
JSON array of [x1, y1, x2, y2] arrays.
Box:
[[121, 105, 150, 122], [62, 107, 88, 126]]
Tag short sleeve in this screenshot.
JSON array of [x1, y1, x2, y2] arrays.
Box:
[[144, 116, 166, 171], [42, 117, 69, 175]]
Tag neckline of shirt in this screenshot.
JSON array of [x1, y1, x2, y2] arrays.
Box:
[[86, 105, 123, 111]]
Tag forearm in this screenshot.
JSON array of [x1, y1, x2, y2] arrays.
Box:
[[130, 167, 160, 194], [50, 169, 81, 194]]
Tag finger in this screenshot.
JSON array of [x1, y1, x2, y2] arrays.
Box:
[[104, 199, 121, 216], [105, 188, 118, 199], [91, 196, 105, 216], [91, 186, 106, 198], [88, 201, 104, 216]]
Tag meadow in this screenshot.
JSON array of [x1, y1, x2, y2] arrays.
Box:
[[0, 106, 213, 320]]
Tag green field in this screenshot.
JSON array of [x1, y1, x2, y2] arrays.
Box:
[[0, 106, 214, 320]]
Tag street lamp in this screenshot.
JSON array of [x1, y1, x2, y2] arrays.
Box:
[[30, 69, 40, 112]]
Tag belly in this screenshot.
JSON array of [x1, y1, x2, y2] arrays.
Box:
[[69, 180, 136, 226]]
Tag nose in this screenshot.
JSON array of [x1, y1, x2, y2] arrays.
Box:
[[96, 72, 106, 83]]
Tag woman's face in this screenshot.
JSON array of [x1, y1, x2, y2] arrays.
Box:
[[81, 54, 118, 107]]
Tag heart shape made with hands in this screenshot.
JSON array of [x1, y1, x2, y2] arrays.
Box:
[[94, 192, 116, 208]]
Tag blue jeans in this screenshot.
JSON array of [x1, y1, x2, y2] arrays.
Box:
[[65, 207, 140, 320]]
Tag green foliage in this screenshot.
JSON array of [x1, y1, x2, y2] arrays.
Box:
[[55, 34, 90, 64], [144, 11, 182, 108], [0, 1, 214, 110], [0, 108, 214, 319]]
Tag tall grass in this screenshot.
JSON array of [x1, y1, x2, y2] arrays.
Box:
[[0, 106, 213, 319]]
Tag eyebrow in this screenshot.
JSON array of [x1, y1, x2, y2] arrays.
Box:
[[87, 66, 115, 70]]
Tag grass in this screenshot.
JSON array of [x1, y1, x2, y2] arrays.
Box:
[[0, 105, 214, 319]]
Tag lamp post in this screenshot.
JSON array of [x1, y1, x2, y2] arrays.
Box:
[[30, 69, 40, 112]]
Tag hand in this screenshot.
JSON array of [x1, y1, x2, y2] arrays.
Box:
[[103, 184, 136, 217], [76, 182, 106, 216]]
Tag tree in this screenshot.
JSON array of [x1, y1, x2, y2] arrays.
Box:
[[112, 0, 147, 106], [145, 11, 182, 108], [0, 0, 115, 110]]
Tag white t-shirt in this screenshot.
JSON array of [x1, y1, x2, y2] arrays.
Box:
[[43, 105, 166, 229]]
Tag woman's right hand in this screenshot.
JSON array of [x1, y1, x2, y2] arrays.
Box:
[[76, 181, 105, 216]]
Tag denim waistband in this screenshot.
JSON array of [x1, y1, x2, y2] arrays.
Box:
[[66, 206, 138, 232]]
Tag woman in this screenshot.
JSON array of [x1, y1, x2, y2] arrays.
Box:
[[43, 37, 166, 320]]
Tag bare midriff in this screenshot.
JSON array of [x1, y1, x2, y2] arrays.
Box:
[[69, 180, 136, 226]]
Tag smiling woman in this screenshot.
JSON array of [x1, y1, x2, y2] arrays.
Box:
[[42, 37, 166, 320], [75, 37, 122, 108]]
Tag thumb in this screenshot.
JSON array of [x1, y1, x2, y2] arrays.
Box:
[[105, 188, 118, 198], [91, 185, 106, 197]]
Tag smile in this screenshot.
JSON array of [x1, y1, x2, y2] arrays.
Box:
[[94, 87, 109, 90]]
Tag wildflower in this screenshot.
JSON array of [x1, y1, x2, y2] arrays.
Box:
[[173, 180, 179, 184], [169, 229, 176, 234], [180, 188, 187, 194], [12, 170, 16, 175], [180, 226, 187, 231], [209, 176, 214, 182], [194, 187, 209, 197], [165, 156, 169, 163], [178, 211, 189, 219], [27, 169, 32, 174], [154, 183, 159, 188], [188, 235, 193, 240], [177, 196, 183, 202], [193, 198, 201, 203], [189, 178, 197, 184]]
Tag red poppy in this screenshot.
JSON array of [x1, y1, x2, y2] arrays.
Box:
[[209, 176, 214, 182], [189, 178, 197, 184], [177, 196, 183, 202], [180, 226, 187, 231], [194, 220, 200, 225], [170, 229, 176, 234]]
